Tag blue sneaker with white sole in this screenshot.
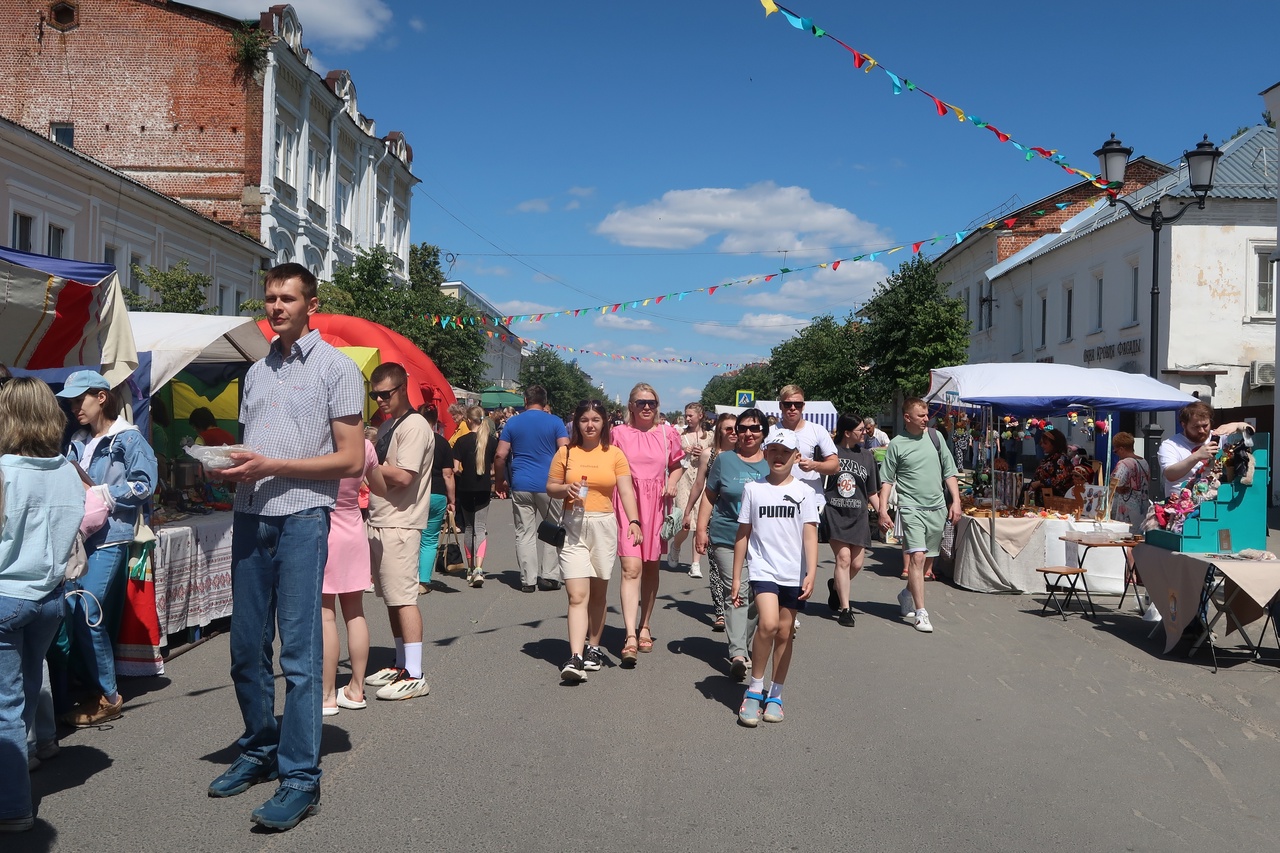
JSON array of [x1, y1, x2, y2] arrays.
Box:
[[738, 690, 765, 727]]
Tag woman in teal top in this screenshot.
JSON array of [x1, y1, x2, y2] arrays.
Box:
[[695, 407, 769, 680]]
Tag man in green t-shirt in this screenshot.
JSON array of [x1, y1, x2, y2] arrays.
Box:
[[876, 398, 960, 634]]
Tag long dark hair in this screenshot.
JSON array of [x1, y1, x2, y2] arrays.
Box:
[[836, 413, 863, 444], [570, 399, 612, 448]]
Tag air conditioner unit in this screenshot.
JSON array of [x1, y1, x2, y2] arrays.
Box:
[[1250, 360, 1276, 388]]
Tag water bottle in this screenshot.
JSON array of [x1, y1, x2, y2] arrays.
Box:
[[571, 476, 588, 525]]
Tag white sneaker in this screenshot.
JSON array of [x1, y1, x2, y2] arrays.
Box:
[[914, 609, 934, 633], [375, 671, 430, 701], [364, 666, 402, 687], [688, 563, 703, 579], [897, 586, 916, 617]]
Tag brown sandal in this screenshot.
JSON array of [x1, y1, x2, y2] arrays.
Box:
[[620, 635, 639, 666], [637, 627, 655, 653]]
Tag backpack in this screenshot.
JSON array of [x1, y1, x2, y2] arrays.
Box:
[[927, 428, 955, 507]]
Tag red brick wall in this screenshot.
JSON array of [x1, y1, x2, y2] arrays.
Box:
[[0, 0, 264, 237]]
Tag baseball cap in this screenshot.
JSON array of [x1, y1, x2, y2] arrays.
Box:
[[55, 370, 112, 398], [763, 428, 799, 451]]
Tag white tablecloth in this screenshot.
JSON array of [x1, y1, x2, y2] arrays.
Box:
[[950, 516, 1131, 594], [153, 512, 235, 638]]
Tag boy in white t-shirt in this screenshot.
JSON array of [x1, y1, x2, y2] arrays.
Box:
[[730, 428, 820, 727]]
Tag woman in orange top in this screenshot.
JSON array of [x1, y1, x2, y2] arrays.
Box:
[[546, 399, 642, 682]]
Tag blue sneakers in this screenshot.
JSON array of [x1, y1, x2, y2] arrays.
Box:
[[207, 756, 278, 798], [251, 786, 321, 831], [738, 690, 765, 727]]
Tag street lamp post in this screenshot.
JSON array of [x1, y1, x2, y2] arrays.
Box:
[[1094, 134, 1222, 500]]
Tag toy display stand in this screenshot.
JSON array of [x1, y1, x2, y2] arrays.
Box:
[[1146, 434, 1269, 554]]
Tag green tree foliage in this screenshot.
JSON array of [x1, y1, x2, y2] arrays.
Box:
[[768, 314, 872, 415], [123, 260, 214, 314], [327, 243, 487, 390], [699, 362, 776, 410], [856, 255, 969, 408], [517, 346, 608, 416]]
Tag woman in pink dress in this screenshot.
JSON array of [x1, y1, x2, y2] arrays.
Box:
[[612, 383, 683, 665], [322, 439, 385, 715]]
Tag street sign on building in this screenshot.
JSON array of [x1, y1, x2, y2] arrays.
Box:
[[736, 390, 754, 407]]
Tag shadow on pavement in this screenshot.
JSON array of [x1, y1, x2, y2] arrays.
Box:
[[659, 592, 715, 631], [520, 637, 565, 667], [693, 674, 744, 711], [31, 743, 112, 829], [665, 633, 726, 674], [9, 819, 57, 852], [854, 599, 908, 624]]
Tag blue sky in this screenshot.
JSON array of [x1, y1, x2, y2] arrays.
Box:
[[204, 0, 1280, 407]]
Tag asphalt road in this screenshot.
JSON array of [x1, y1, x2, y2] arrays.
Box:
[[16, 507, 1280, 853]]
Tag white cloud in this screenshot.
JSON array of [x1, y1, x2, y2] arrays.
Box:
[[496, 299, 557, 316], [409, 17, 425, 32], [692, 312, 810, 344], [200, 0, 393, 51], [567, 186, 596, 198], [731, 259, 887, 312], [564, 200, 581, 211], [514, 198, 551, 214], [596, 182, 888, 253], [594, 314, 661, 332], [677, 387, 703, 399]]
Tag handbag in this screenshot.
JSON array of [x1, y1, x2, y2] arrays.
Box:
[[537, 446, 572, 548]]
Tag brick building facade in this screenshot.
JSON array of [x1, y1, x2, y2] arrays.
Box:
[[0, 0, 415, 289]]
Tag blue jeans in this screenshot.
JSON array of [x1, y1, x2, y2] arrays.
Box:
[[66, 543, 127, 699], [418, 493, 449, 583], [0, 587, 63, 820], [229, 508, 330, 792]]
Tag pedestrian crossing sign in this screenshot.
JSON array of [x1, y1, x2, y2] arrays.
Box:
[[736, 390, 754, 407]]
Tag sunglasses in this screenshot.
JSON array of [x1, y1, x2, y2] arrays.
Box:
[[368, 383, 404, 402], [722, 426, 737, 433], [737, 424, 764, 433], [780, 401, 804, 410], [632, 399, 659, 409]]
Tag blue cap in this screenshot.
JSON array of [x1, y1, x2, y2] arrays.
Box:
[[55, 370, 112, 398]]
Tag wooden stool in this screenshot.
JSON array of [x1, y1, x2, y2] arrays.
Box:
[[1036, 566, 1097, 620]]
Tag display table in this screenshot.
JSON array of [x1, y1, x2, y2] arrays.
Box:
[[153, 511, 235, 639], [1134, 544, 1280, 663], [949, 515, 1131, 594]]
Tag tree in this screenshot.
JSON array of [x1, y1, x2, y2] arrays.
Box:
[[123, 260, 214, 314], [517, 346, 607, 416], [327, 243, 488, 390], [856, 255, 969, 410], [768, 314, 872, 415], [699, 362, 775, 410]]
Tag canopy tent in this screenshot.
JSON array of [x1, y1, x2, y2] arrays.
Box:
[[257, 314, 458, 436], [480, 385, 525, 410], [925, 363, 1198, 413], [129, 313, 269, 392], [0, 245, 137, 384], [716, 400, 838, 432]]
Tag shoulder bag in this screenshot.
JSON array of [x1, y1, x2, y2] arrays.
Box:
[[537, 445, 571, 548]]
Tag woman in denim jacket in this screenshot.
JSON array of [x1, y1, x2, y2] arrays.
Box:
[[0, 377, 86, 832], [56, 370, 157, 728]]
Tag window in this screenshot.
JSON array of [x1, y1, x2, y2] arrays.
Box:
[[335, 178, 351, 227], [50, 122, 74, 147], [1130, 265, 1140, 323], [1015, 300, 1024, 353], [1062, 285, 1073, 339], [376, 191, 388, 243], [1257, 247, 1276, 315], [307, 139, 328, 204], [275, 121, 298, 186], [1038, 295, 1047, 347], [128, 253, 144, 295], [47, 224, 66, 258], [1094, 275, 1104, 331], [103, 245, 117, 269], [11, 213, 33, 252]]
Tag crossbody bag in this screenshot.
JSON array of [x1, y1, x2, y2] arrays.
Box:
[[537, 445, 572, 548]]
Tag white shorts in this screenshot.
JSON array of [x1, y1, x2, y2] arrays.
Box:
[[558, 511, 618, 580]]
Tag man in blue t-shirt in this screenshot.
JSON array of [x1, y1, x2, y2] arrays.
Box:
[[494, 385, 569, 592]]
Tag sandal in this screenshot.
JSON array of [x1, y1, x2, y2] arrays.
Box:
[[924, 571, 937, 581], [762, 696, 784, 723], [637, 627, 655, 653], [620, 635, 639, 666], [712, 615, 726, 632]]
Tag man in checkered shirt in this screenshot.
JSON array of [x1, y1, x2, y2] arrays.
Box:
[[206, 263, 365, 832]]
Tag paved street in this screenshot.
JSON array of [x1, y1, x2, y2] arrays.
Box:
[[16, 506, 1280, 853]]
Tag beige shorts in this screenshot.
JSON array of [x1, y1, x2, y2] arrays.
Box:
[[369, 526, 421, 605], [558, 512, 618, 580], [674, 467, 702, 517]]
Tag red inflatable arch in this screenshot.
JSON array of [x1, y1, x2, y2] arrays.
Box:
[[256, 314, 458, 436]]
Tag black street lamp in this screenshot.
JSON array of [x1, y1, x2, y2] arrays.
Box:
[[1094, 134, 1223, 500]]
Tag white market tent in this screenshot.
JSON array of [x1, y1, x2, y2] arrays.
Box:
[[925, 363, 1197, 413], [129, 312, 269, 390], [715, 400, 838, 432]]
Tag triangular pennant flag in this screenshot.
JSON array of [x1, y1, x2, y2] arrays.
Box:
[[945, 102, 965, 123], [765, 274, 776, 282], [987, 125, 1010, 143], [954, 231, 969, 243], [811, 25, 825, 38], [1055, 202, 1070, 210], [912, 241, 924, 254], [759, 0, 778, 14], [885, 70, 903, 95], [929, 96, 947, 116], [1004, 218, 1017, 228], [886, 246, 903, 255], [708, 286, 718, 295], [862, 55, 878, 73], [831, 260, 841, 270], [779, 267, 792, 274]]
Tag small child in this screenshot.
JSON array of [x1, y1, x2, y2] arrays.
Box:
[[730, 428, 819, 727]]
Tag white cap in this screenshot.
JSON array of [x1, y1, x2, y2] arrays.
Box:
[[763, 428, 798, 451]]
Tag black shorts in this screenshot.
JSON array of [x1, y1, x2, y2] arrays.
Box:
[[750, 580, 807, 612]]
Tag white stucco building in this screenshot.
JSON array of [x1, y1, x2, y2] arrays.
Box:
[[440, 280, 523, 388], [940, 126, 1277, 443], [258, 6, 417, 283], [1, 115, 270, 313]]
